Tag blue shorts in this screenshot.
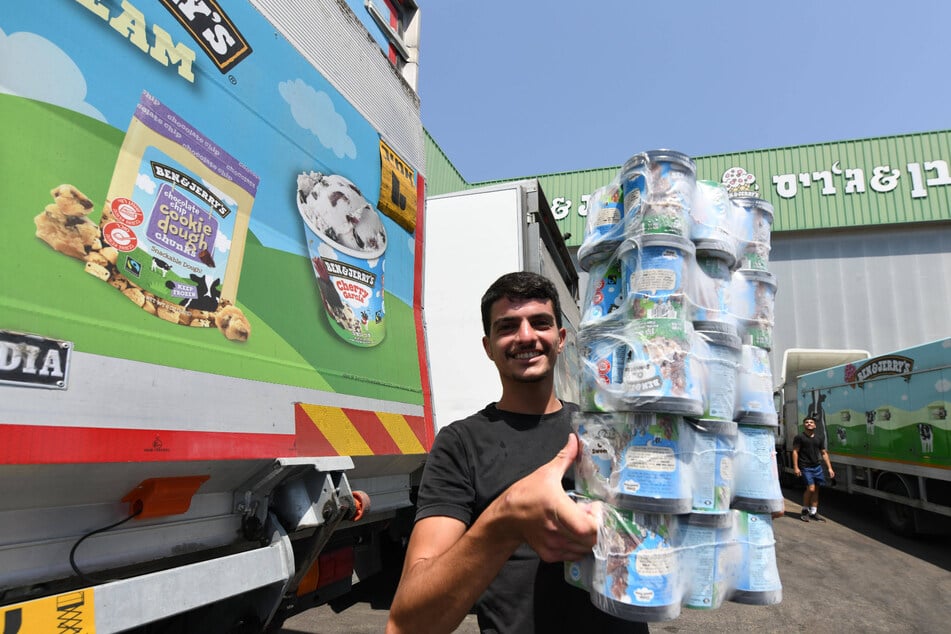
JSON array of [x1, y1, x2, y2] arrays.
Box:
[[801, 464, 826, 486]]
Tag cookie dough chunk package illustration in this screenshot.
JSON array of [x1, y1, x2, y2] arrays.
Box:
[[95, 92, 259, 332]]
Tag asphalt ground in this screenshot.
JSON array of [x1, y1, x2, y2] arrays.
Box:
[[279, 485, 951, 633]]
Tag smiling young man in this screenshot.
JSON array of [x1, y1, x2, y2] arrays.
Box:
[[387, 272, 642, 634], [793, 415, 836, 522]]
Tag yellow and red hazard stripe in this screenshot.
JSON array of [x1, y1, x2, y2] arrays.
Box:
[[294, 404, 430, 456]]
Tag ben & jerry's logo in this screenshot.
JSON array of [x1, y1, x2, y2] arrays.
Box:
[[152, 162, 231, 217], [324, 259, 376, 288], [846, 355, 914, 388], [159, 0, 252, 73]]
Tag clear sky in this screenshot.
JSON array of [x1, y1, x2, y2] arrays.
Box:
[[417, 0, 951, 183]]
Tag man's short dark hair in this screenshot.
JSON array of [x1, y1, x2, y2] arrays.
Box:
[[804, 416, 817, 424], [480, 272, 563, 335]]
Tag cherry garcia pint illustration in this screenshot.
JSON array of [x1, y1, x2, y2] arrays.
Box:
[[297, 171, 388, 347]]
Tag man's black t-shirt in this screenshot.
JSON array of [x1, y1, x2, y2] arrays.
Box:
[[793, 432, 824, 468], [415, 402, 644, 634]]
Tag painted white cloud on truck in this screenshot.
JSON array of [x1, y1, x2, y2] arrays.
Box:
[[0, 27, 105, 122], [278, 78, 357, 159], [136, 173, 157, 195], [215, 232, 232, 255], [936, 379, 951, 393]]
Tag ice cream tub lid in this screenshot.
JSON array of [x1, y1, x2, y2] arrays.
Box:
[[695, 328, 742, 350], [686, 417, 739, 436], [628, 233, 696, 255], [684, 511, 735, 528], [735, 268, 777, 289], [578, 238, 623, 271], [622, 149, 697, 176], [735, 411, 779, 427], [694, 239, 738, 268], [729, 195, 775, 222]]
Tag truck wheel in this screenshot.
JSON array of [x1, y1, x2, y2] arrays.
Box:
[[879, 478, 916, 537]]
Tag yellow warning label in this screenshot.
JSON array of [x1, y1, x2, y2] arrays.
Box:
[[379, 140, 417, 232], [2, 589, 95, 633]]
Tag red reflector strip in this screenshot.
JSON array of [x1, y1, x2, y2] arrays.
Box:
[[317, 547, 354, 589]]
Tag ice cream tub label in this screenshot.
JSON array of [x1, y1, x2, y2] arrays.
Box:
[[573, 412, 634, 501], [688, 254, 737, 329], [736, 345, 777, 425], [564, 555, 594, 591], [297, 172, 387, 347], [587, 182, 625, 239], [690, 180, 737, 259], [621, 319, 703, 415], [592, 510, 682, 622], [616, 414, 692, 513], [581, 259, 626, 329], [685, 422, 736, 513], [640, 203, 691, 237], [732, 426, 784, 513], [705, 356, 738, 421], [680, 517, 737, 610], [731, 269, 776, 350], [625, 235, 695, 320], [621, 150, 696, 237], [694, 332, 741, 422], [731, 512, 782, 605], [730, 196, 774, 272], [578, 183, 625, 270], [580, 332, 628, 412]]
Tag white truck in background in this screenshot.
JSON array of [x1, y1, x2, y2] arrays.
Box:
[[775, 340, 951, 535], [424, 180, 582, 431]]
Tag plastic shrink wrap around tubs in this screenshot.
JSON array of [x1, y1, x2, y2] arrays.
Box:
[[569, 150, 782, 621]]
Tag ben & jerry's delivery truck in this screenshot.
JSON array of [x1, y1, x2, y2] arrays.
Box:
[[0, 2, 582, 631], [0, 1, 431, 631], [775, 339, 951, 535]]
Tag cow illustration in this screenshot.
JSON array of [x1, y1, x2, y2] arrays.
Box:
[[835, 426, 848, 447], [918, 423, 934, 453], [151, 257, 172, 278]]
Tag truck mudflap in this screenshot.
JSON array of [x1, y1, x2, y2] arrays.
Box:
[[1, 513, 295, 634]]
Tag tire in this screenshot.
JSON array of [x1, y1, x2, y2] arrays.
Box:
[[879, 477, 916, 537]]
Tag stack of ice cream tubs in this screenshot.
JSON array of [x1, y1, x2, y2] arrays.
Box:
[[567, 150, 783, 622]]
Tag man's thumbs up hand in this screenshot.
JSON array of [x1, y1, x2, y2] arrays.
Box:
[[492, 434, 600, 562]]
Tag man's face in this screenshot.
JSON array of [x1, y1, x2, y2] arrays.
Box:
[[804, 419, 817, 433], [482, 297, 566, 384]]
